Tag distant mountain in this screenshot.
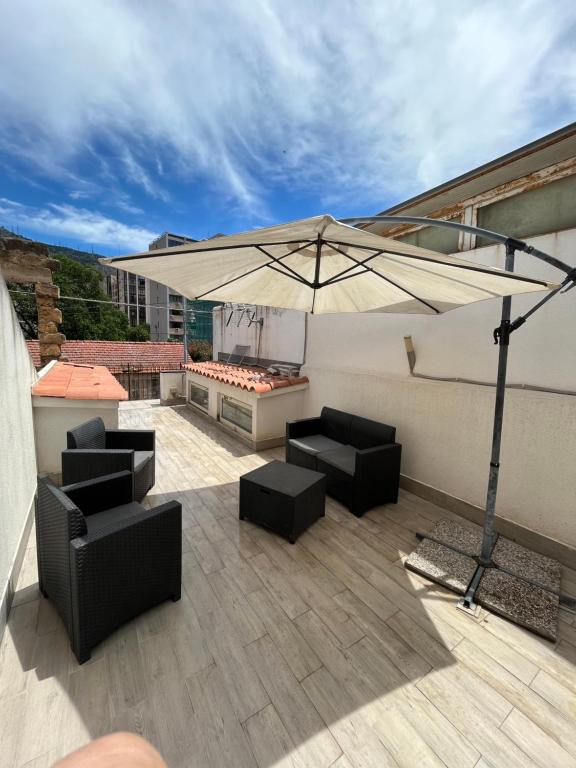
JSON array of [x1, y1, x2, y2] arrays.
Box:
[[0, 226, 111, 273]]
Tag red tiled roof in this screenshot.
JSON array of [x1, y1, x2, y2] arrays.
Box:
[[32, 362, 128, 401], [184, 361, 308, 394], [26, 340, 185, 371]]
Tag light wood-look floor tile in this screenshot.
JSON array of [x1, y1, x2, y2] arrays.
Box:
[[1, 401, 574, 768]]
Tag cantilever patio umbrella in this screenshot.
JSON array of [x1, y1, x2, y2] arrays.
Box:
[[101, 215, 554, 314], [101, 214, 575, 628]]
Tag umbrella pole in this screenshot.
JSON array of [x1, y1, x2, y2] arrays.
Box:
[[459, 242, 516, 609], [479, 242, 516, 566]]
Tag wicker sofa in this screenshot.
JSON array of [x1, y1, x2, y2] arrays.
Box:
[[62, 417, 155, 502], [36, 471, 181, 663], [286, 406, 401, 517]]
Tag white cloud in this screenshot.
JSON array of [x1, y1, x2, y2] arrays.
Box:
[[0, 0, 575, 217], [119, 147, 170, 203], [0, 198, 156, 251], [69, 190, 92, 200]]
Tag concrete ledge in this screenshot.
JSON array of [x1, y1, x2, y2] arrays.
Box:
[[160, 396, 186, 406], [400, 474, 576, 569]]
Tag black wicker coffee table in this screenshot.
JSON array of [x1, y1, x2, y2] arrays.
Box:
[[239, 460, 326, 543]]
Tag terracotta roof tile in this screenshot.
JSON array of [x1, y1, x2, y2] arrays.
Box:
[[26, 340, 185, 371], [183, 361, 308, 393], [32, 362, 128, 401]]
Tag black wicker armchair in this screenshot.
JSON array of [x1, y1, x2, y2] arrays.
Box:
[[62, 416, 155, 502], [36, 471, 181, 663]]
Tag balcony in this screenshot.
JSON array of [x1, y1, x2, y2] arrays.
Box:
[[2, 401, 576, 767]]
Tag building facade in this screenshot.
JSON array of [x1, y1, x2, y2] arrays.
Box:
[[106, 232, 220, 343], [105, 270, 147, 327], [147, 232, 196, 341]]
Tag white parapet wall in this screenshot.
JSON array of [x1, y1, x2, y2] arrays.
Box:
[[0, 272, 38, 633], [160, 370, 186, 404], [213, 305, 306, 364], [31, 359, 127, 479], [301, 367, 576, 551], [33, 397, 120, 478]]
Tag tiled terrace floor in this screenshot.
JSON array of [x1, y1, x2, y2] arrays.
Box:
[[2, 402, 576, 768]]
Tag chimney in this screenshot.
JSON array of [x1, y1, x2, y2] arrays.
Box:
[[0, 237, 65, 366]]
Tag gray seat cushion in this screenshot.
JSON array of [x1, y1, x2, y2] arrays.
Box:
[[86, 502, 145, 533], [318, 445, 357, 475], [288, 435, 343, 456], [134, 451, 154, 472]]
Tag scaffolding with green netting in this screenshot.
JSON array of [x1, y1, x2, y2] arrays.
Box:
[[185, 300, 220, 342]]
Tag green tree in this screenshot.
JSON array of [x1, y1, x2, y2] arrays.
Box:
[[188, 339, 213, 361], [53, 255, 130, 340], [7, 283, 37, 337], [9, 254, 133, 340], [126, 323, 151, 342]]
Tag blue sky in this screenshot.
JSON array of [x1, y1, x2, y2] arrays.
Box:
[[1, 0, 575, 256]]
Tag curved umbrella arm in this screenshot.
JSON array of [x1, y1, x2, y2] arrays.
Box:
[[339, 215, 574, 277]]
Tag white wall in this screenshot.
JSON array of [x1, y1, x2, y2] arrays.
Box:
[[160, 371, 186, 402], [306, 230, 576, 390], [0, 272, 38, 627], [185, 370, 307, 447], [213, 305, 306, 365], [303, 229, 576, 549], [33, 396, 119, 477]]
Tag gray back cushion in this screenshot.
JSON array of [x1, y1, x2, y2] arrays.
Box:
[[320, 407, 353, 444], [350, 415, 395, 450], [67, 417, 106, 449]]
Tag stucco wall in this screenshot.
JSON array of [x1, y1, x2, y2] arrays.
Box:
[[185, 371, 307, 447], [303, 229, 576, 549], [306, 230, 576, 390], [213, 305, 306, 364], [160, 371, 186, 402], [33, 397, 119, 477], [0, 272, 38, 624]]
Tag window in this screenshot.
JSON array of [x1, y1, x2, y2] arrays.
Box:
[[220, 396, 252, 433], [394, 219, 461, 254], [476, 173, 576, 246], [188, 382, 209, 410]]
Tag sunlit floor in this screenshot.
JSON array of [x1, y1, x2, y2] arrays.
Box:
[[2, 401, 576, 768]]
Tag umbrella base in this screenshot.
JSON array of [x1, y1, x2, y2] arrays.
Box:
[[405, 519, 561, 641]]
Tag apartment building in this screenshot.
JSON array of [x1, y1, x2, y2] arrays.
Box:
[[106, 231, 197, 341], [148, 232, 197, 341], [105, 270, 147, 327]]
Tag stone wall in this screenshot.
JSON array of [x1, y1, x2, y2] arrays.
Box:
[[0, 237, 64, 366]]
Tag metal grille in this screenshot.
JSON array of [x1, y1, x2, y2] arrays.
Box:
[[109, 365, 164, 400]]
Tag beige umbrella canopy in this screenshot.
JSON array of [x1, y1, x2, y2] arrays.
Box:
[[100, 215, 555, 314]]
